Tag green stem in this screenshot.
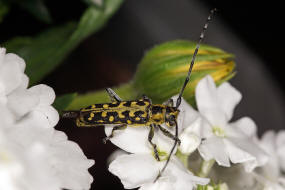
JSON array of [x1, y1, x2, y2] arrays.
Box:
[[176, 150, 189, 169], [67, 81, 139, 110], [197, 159, 215, 178]]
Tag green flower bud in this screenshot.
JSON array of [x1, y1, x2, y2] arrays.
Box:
[[133, 40, 235, 104]]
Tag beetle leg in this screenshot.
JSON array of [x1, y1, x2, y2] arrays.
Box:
[[103, 124, 127, 144], [148, 124, 160, 161], [105, 88, 122, 102], [158, 125, 181, 145]]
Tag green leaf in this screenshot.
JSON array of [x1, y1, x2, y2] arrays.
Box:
[[53, 93, 77, 113], [4, 0, 124, 85], [4, 22, 77, 85]]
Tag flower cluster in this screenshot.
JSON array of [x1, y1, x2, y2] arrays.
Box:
[[106, 75, 285, 190], [0, 48, 94, 190]]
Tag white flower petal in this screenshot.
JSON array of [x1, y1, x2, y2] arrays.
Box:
[[0, 82, 7, 104], [229, 117, 257, 138], [109, 154, 159, 189], [107, 149, 128, 165], [276, 130, 285, 148], [276, 130, 285, 172], [140, 178, 173, 190], [35, 106, 59, 127], [105, 124, 180, 157], [224, 138, 255, 164], [140, 156, 209, 190], [105, 126, 152, 154], [17, 74, 29, 90], [179, 117, 202, 154], [198, 136, 230, 167], [195, 75, 227, 127], [28, 84, 56, 106], [217, 82, 242, 121], [17, 106, 59, 128], [4, 53, 26, 72], [0, 60, 23, 94], [7, 89, 39, 119], [165, 157, 209, 190], [0, 105, 14, 127], [0, 48, 5, 67], [50, 130, 94, 190], [171, 95, 200, 129], [229, 137, 268, 172]]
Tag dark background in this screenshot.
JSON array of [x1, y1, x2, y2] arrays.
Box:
[[0, 0, 284, 189]]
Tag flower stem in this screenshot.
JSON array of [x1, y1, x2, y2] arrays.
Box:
[[176, 150, 189, 169], [197, 159, 215, 177]]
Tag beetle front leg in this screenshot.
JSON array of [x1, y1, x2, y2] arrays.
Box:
[[148, 124, 160, 161], [103, 124, 127, 144]]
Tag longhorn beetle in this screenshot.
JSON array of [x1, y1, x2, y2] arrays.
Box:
[[62, 9, 216, 180]]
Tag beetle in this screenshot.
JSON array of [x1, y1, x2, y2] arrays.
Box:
[[62, 8, 216, 179]]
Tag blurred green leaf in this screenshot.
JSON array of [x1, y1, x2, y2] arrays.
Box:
[[66, 83, 138, 110], [53, 93, 77, 113], [4, 0, 124, 85], [0, 1, 10, 23], [16, 0, 52, 23], [83, 0, 104, 7]]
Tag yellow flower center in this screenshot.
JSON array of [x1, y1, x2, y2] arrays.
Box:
[[212, 127, 226, 138]]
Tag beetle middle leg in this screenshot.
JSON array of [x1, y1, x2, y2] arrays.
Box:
[[158, 125, 181, 145], [148, 124, 160, 161], [103, 124, 127, 144]]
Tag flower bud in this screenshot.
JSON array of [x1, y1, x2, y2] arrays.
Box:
[[133, 40, 235, 104]]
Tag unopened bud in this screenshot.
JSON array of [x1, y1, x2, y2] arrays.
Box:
[[133, 40, 235, 104]]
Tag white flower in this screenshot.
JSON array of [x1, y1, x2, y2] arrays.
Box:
[[0, 48, 27, 104], [0, 48, 58, 128], [183, 75, 268, 171], [106, 96, 209, 190], [0, 47, 94, 190], [253, 130, 285, 190], [109, 153, 209, 190], [209, 164, 259, 190]]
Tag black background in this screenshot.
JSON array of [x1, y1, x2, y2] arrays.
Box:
[[0, 0, 284, 189]]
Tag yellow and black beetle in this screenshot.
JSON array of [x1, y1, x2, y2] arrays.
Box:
[[62, 8, 216, 179]]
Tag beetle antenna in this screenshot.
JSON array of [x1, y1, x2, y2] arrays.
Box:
[[155, 119, 179, 181], [176, 8, 217, 108], [62, 111, 80, 119]]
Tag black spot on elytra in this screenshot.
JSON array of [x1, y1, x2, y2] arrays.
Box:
[[108, 102, 120, 107], [94, 104, 104, 108], [121, 110, 130, 119], [123, 101, 132, 107], [134, 111, 145, 117], [151, 106, 163, 114], [136, 101, 146, 106]]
